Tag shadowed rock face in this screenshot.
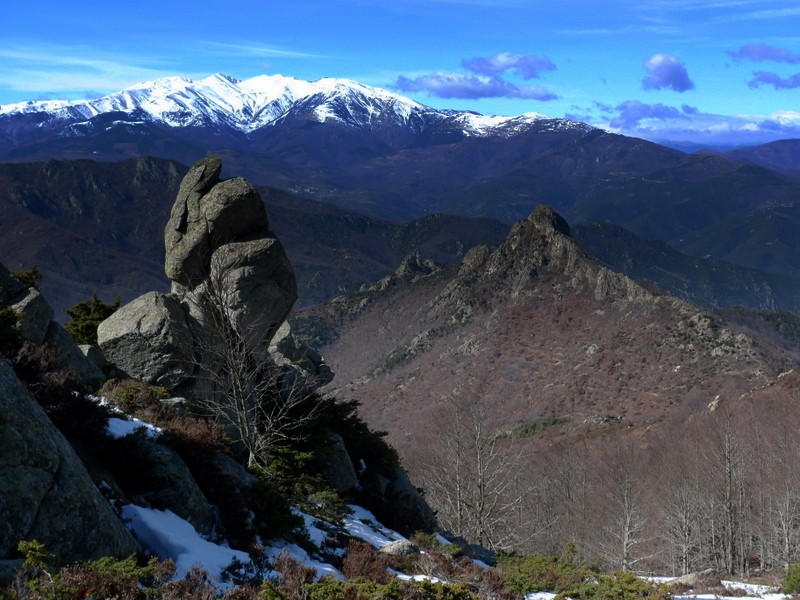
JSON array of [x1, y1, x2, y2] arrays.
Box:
[[0, 262, 104, 387], [0, 362, 140, 573]]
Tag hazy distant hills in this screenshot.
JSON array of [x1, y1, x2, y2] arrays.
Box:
[[2, 155, 800, 316], [725, 138, 800, 180], [0, 157, 510, 317], [572, 221, 800, 309]]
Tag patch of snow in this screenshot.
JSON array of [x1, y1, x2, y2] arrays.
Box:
[[525, 593, 557, 600], [343, 505, 408, 548], [106, 417, 161, 439], [389, 568, 442, 583], [120, 505, 249, 584], [263, 541, 344, 581]]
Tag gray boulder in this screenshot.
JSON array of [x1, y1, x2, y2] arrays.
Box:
[[44, 322, 105, 387], [201, 236, 296, 343], [270, 322, 333, 389], [379, 540, 419, 556], [0, 361, 139, 567], [11, 288, 53, 344], [130, 440, 216, 535], [164, 156, 222, 287], [0, 261, 104, 387], [165, 157, 270, 289], [102, 157, 299, 397], [385, 468, 437, 533], [97, 291, 195, 388]]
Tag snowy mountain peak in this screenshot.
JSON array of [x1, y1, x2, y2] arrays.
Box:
[[0, 72, 593, 137]]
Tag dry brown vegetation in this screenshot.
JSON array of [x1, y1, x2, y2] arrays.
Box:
[[294, 211, 800, 577]]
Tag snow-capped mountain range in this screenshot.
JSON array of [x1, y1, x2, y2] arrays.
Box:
[[0, 72, 589, 137]]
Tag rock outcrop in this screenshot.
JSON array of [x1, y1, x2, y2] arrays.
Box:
[[99, 157, 312, 397], [0, 362, 139, 575], [0, 263, 104, 387], [97, 292, 195, 389]]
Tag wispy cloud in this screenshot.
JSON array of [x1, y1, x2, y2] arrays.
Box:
[[713, 6, 800, 22], [728, 43, 800, 63], [586, 98, 800, 145], [748, 70, 800, 90], [396, 72, 558, 100], [0, 39, 321, 101], [396, 51, 558, 101], [610, 100, 686, 128], [199, 41, 327, 59], [0, 43, 181, 98], [642, 54, 695, 92], [462, 52, 556, 79]]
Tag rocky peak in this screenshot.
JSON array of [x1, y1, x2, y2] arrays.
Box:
[[364, 253, 443, 293], [528, 204, 572, 237], [466, 205, 647, 303]]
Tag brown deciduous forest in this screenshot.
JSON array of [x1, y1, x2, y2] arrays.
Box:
[[409, 372, 800, 577]]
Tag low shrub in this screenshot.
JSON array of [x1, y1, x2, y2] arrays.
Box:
[[272, 551, 317, 600], [784, 564, 800, 594], [557, 571, 671, 600], [341, 540, 391, 583], [8, 544, 177, 600], [497, 553, 592, 595], [12, 266, 41, 289], [98, 378, 167, 418]]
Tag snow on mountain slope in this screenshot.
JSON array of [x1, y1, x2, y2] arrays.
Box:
[[0, 73, 591, 137]]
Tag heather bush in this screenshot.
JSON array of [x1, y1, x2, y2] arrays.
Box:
[[341, 540, 391, 583], [98, 377, 168, 418], [13, 346, 111, 443], [160, 565, 218, 600], [272, 551, 317, 600], [497, 553, 592, 595], [12, 341, 71, 385]]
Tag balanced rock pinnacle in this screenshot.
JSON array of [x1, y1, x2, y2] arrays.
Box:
[[99, 157, 298, 388]]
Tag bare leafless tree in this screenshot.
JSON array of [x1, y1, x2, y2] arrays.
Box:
[[416, 395, 542, 551], [188, 252, 322, 468]]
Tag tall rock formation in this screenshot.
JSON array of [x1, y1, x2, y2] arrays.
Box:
[[98, 156, 328, 395]]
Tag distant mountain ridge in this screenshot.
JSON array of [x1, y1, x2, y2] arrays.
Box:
[[2, 74, 800, 290], [0, 72, 586, 141], [0, 157, 511, 317]]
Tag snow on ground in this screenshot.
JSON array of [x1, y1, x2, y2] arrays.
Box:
[[120, 504, 249, 583], [120, 503, 432, 587], [342, 504, 409, 548], [106, 416, 161, 439], [646, 575, 786, 600], [87, 393, 162, 439]]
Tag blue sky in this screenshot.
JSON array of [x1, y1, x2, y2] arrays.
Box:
[[3, 0, 800, 146]]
